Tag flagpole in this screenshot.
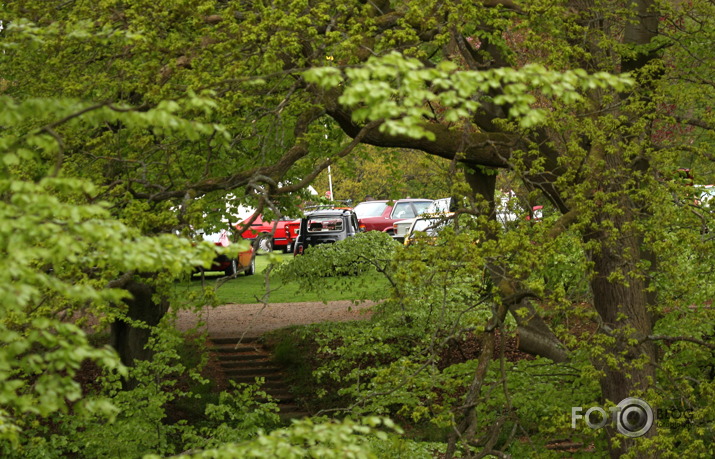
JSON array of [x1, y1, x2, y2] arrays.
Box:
[[328, 165, 334, 201]]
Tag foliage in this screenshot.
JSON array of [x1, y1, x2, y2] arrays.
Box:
[[529, 229, 592, 303], [305, 51, 633, 136], [177, 253, 391, 304], [180, 379, 282, 451], [2, 323, 285, 458], [312, 145, 463, 203], [50, 328, 199, 458], [3, 0, 715, 457], [277, 231, 400, 300], [272, 194, 714, 456], [268, 296, 606, 457], [165, 416, 403, 459], [0, 98, 219, 448], [277, 220, 491, 408]]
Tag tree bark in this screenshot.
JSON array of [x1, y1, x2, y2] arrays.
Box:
[[110, 279, 169, 371], [587, 203, 657, 457], [509, 298, 569, 363]]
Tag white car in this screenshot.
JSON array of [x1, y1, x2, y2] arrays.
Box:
[[403, 214, 455, 246], [694, 185, 715, 206], [392, 198, 452, 243]]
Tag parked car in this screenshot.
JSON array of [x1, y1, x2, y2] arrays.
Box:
[[403, 214, 454, 246], [353, 198, 433, 234], [396, 195, 541, 241], [293, 209, 361, 255], [238, 214, 299, 253], [196, 229, 255, 276], [694, 184, 715, 206], [496, 191, 544, 226], [393, 197, 454, 243], [402, 193, 544, 246], [692, 184, 715, 233], [284, 219, 301, 245], [393, 219, 416, 243]]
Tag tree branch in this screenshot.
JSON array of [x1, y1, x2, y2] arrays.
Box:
[[648, 335, 715, 350], [324, 100, 518, 168]]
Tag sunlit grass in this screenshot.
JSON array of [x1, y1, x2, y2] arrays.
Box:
[[175, 253, 390, 304]]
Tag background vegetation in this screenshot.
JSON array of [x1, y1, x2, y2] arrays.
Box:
[[311, 146, 463, 203], [2, 1, 715, 458]]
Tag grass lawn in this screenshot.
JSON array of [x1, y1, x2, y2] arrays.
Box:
[[176, 252, 390, 304]]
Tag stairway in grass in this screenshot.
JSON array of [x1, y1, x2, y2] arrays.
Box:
[[209, 336, 309, 420]]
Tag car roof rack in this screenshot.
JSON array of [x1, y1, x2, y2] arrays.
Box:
[[303, 202, 353, 213], [305, 208, 354, 215]]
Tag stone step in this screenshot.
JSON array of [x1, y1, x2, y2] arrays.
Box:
[[225, 372, 286, 384], [223, 366, 284, 377], [219, 359, 275, 369], [278, 405, 310, 419], [212, 345, 264, 354], [261, 392, 295, 403], [211, 336, 259, 346], [249, 380, 293, 391], [216, 353, 269, 362], [207, 336, 310, 420]]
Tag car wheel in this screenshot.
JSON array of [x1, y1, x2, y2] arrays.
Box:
[[257, 234, 273, 253], [244, 257, 255, 276], [224, 259, 237, 277]]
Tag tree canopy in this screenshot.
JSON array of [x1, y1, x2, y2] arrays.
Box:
[[2, 0, 715, 457]]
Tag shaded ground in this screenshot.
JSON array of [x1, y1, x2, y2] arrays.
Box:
[[172, 300, 376, 338]]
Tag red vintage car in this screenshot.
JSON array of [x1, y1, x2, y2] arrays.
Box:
[[237, 215, 300, 253], [353, 199, 433, 234]]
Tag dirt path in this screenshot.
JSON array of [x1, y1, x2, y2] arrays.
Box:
[[173, 300, 375, 338]]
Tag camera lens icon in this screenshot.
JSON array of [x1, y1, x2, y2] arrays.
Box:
[[615, 397, 653, 437]]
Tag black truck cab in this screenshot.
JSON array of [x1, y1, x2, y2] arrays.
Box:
[[293, 209, 360, 255]]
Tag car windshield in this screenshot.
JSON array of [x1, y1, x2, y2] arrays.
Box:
[[391, 202, 416, 219], [354, 202, 388, 218], [413, 201, 433, 215], [307, 216, 344, 233]]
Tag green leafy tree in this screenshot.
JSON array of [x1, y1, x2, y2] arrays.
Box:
[[313, 145, 463, 202], [0, 3, 408, 456], [3, 1, 715, 458], [301, 3, 715, 457], [0, 95, 218, 451]]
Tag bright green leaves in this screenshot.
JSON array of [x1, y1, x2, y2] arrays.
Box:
[[0, 94, 227, 182], [0, 316, 125, 449], [0, 92, 225, 446], [0, 176, 213, 443], [174, 416, 402, 459], [278, 231, 399, 302], [303, 66, 344, 89], [305, 51, 635, 136]]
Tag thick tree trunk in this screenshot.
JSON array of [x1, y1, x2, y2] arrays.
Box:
[[110, 279, 169, 369], [588, 213, 657, 457]]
